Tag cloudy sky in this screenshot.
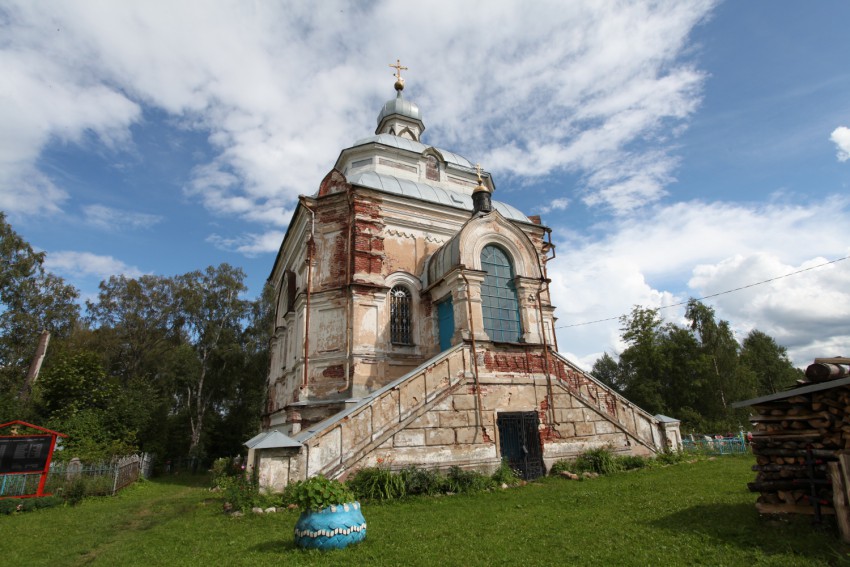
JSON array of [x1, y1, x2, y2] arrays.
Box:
[[2, 1, 848, 369]]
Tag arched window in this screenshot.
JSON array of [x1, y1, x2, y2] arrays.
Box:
[[480, 245, 522, 342], [390, 285, 413, 345], [425, 155, 439, 181]]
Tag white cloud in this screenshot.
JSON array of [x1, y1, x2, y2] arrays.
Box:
[[44, 251, 145, 280], [689, 253, 850, 365], [549, 195, 850, 369], [0, 0, 717, 225], [207, 230, 286, 257], [82, 205, 163, 231], [0, 22, 141, 215], [536, 198, 570, 215], [0, 167, 68, 216], [831, 126, 850, 162]]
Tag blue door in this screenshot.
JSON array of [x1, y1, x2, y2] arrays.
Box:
[[437, 297, 454, 351]]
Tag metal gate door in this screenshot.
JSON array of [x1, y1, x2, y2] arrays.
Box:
[[497, 412, 545, 480]]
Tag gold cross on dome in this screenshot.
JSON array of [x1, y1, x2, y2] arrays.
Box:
[[389, 59, 408, 81], [475, 163, 484, 182]]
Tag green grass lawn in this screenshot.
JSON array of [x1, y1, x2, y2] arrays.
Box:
[[2, 455, 848, 566]]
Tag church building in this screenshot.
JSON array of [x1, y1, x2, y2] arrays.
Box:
[[247, 64, 681, 491]]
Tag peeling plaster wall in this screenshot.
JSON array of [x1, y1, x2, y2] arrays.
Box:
[[256, 344, 679, 492], [265, 178, 555, 432]]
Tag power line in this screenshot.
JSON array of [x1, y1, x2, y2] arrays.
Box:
[[554, 254, 850, 330]]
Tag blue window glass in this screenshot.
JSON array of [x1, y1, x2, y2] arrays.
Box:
[[480, 245, 522, 342]]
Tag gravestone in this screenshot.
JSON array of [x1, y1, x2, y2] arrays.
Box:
[[66, 457, 82, 480]]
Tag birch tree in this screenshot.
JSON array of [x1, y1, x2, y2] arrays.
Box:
[[174, 264, 248, 457]]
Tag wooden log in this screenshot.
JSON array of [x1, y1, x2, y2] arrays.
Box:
[[839, 453, 850, 500], [814, 357, 850, 365], [749, 480, 807, 492], [818, 397, 847, 410], [751, 413, 830, 422], [756, 503, 836, 515], [753, 448, 835, 459], [777, 490, 795, 503], [752, 433, 821, 442], [751, 428, 822, 437], [806, 363, 849, 382], [752, 464, 818, 473], [829, 462, 850, 543]]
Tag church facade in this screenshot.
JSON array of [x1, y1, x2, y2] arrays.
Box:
[[248, 70, 680, 491]]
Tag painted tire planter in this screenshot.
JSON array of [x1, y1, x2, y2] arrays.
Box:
[[294, 501, 366, 550]]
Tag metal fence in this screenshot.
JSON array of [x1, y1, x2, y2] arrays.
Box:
[[0, 453, 154, 498], [681, 436, 750, 456]]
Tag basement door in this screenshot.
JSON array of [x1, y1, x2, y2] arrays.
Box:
[[497, 412, 545, 480]]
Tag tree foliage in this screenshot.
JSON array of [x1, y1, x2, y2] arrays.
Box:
[[740, 329, 801, 394], [0, 212, 79, 410], [593, 300, 799, 432], [0, 211, 270, 465]]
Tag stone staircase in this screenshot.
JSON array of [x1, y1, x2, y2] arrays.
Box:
[[549, 350, 662, 450], [273, 345, 670, 486], [288, 343, 473, 481]]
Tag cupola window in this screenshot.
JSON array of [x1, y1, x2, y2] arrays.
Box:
[[426, 155, 439, 181]]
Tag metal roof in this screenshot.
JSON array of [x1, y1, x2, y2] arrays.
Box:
[[730, 376, 850, 408], [377, 93, 423, 126], [346, 171, 530, 223], [244, 430, 302, 450], [350, 134, 474, 169], [654, 414, 680, 423]]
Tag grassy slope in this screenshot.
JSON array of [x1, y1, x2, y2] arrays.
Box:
[[2, 456, 848, 566]]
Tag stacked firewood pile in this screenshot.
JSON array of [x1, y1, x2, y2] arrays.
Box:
[[744, 357, 850, 539]]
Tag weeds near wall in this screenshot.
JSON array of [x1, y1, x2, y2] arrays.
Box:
[[550, 446, 692, 479], [346, 463, 522, 502]]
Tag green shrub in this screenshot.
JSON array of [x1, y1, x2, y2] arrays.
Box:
[[491, 460, 521, 486], [347, 467, 406, 501], [218, 472, 268, 513], [0, 499, 19, 515], [210, 456, 248, 492], [400, 466, 445, 496], [653, 449, 687, 466], [549, 459, 574, 476], [33, 495, 63, 509], [284, 475, 355, 511], [210, 457, 231, 488], [444, 466, 494, 493], [65, 478, 87, 506], [616, 455, 649, 471], [573, 446, 622, 475]]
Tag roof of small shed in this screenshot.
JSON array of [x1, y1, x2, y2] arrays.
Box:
[[732, 357, 850, 408], [731, 376, 850, 408]]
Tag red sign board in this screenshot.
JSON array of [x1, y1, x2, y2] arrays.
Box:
[[0, 435, 54, 474], [0, 421, 66, 498]]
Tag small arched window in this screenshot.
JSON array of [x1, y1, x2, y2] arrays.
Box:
[[480, 245, 522, 342], [425, 155, 439, 181], [390, 285, 413, 345]]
